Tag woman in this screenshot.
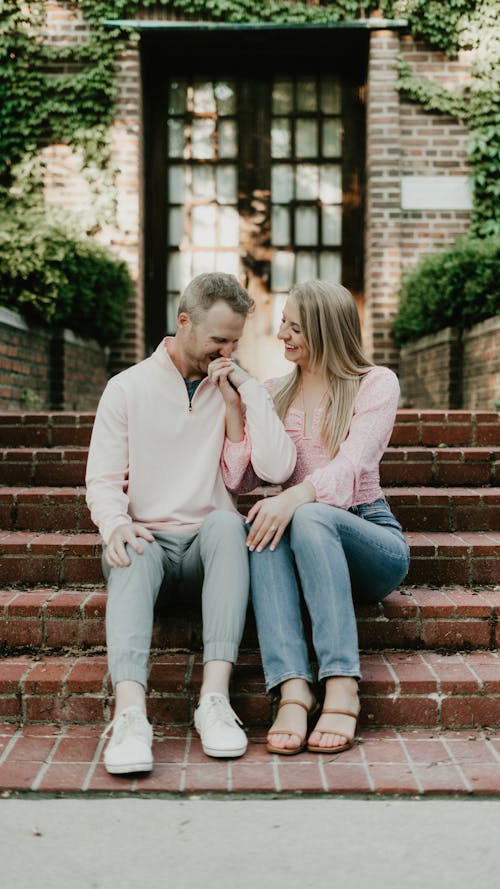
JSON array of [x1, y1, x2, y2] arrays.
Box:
[[244, 280, 410, 755]]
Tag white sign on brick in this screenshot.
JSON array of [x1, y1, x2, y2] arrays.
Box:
[[401, 176, 473, 210]]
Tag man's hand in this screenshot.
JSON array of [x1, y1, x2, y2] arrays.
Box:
[[105, 522, 155, 568]]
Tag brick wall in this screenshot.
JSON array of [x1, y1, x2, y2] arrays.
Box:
[[0, 308, 108, 411], [462, 316, 500, 411], [399, 38, 472, 267], [399, 318, 500, 410], [398, 327, 462, 409], [0, 309, 52, 410], [33, 6, 476, 383], [365, 31, 473, 368], [41, 2, 143, 375]]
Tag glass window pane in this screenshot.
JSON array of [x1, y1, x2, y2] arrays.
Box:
[[168, 207, 183, 245], [192, 205, 217, 246], [215, 81, 236, 115], [320, 77, 341, 114], [272, 80, 293, 114], [322, 205, 342, 245], [218, 206, 240, 247], [323, 119, 342, 157], [192, 251, 216, 276], [271, 164, 294, 203], [168, 119, 185, 158], [168, 80, 187, 115], [296, 78, 317, 112], [168, 165, 187, 204], [319, 165, 342, 203], [296, 164, 319, 200], [218, 120, 238, 158], [296, 119, 318, 157], [216, 165, 237, 204], [319, 252, 342, 281], [192, 165, 216, 199], [215, 252, 240, 276], [272, 251, 294, 290], [193, 81, 216, 113], [271, 120, 291, 158], [166, 294, 180, 333], [271, 206, 290, 246], [192, 119, 215, 159], [272, 292, 288, 333], [296, 252, 318, 281], [295, 207, 318, 246], [167, 250, 191, 291]]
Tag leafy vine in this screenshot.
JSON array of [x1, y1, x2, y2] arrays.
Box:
[[0, 0, 498, 234]]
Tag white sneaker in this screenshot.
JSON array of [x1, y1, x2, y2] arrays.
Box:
[[194, 693, 248, 758], [102, 706, 153, 774]]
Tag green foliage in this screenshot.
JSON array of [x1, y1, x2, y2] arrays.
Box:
[[0, 205, 133, 345], [392, 237, 500, 346], [1, 0, 498, 257], [395, 2, 500, 236]]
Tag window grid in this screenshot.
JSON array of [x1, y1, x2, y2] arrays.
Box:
[[166, 79, 240, 330], [270, 75, 343, 312]]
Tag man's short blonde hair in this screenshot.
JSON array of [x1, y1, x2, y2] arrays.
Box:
[[178, 273, 254, 324]]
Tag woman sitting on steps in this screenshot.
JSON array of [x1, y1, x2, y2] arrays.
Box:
[[242, 280, 411, 755]]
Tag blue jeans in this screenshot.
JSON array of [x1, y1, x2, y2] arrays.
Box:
[[250, 499, 410, 692]]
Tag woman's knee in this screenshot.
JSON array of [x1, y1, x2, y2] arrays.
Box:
[[290, 502, 338, 544]]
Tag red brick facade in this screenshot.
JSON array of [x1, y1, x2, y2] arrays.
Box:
[[399, 316, 500, 411], [0, 309, 108, 412], [36, 5, 474, 380]]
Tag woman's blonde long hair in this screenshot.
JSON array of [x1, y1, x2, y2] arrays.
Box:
[[274, 280, 374, 458]]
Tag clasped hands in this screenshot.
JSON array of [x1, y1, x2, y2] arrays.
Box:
[[207, 357, 249, 407]]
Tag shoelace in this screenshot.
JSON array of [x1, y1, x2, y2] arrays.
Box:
[[101, 708, 149, 743], [202, 696, 243, 729]]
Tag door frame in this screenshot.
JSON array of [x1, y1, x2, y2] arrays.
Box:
[[141, 25, 368, 356]]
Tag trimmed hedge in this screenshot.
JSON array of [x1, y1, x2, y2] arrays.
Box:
[[0, 205, 133, 346], [392, 237, 500, 347]]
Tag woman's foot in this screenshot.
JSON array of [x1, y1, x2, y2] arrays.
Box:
[[308, 676, 360, 752], [267, 679, 316, 754]]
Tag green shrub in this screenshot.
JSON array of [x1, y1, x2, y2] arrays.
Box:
[[392, 237, 500, 347], [0, 205, 133, 345]]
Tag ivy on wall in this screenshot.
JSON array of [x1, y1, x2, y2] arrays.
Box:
[[390, 1, 500, 236], [0, 1, 498, 234]]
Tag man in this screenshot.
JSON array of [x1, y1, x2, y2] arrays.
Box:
[[86, 272, 296, 773]]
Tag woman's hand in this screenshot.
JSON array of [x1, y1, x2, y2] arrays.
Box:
[[246, 481, 316, 552]]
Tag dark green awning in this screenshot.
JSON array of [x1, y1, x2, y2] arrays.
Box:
[[102, 19, 408, 32]]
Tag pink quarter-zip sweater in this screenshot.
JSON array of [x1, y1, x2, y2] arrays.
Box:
[[85, 339, 297, 544]]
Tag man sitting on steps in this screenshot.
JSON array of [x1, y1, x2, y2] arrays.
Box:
[[86, 272, 296, 774]]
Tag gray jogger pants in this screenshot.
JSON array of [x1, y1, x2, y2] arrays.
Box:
[[102, 510, 249, 689]]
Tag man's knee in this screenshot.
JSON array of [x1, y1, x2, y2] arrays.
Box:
[[103, 536, 162, 582], [201, 509, 246, 542]]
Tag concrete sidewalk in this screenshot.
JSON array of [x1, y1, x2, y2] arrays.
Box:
[[1, 798, 499, 889]]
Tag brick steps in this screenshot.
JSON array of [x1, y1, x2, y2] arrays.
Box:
[[1, 485, 499, 532], [2, 409, 498, 447], [1, 529, 498, 586], [2, 723, 499, 795], [1, 586, 499, 655], [0, 650, 498, 729], [2, 446, 498, 488], [0, 408, 498, 795]]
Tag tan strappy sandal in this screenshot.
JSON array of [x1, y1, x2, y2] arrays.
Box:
[[266, 699, 319, 756], [307, 708, 359, 754]]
